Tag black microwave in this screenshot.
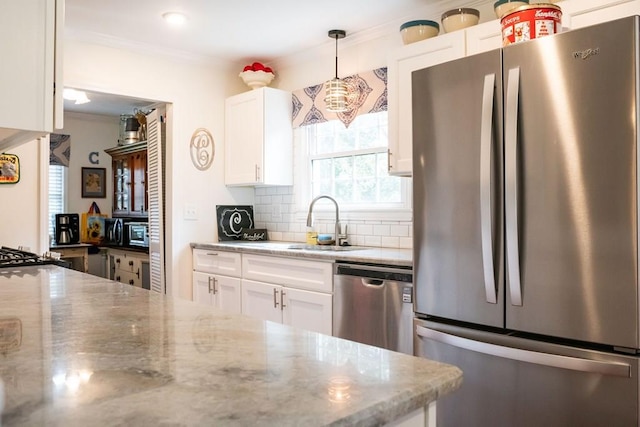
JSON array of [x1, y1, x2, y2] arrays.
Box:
[[125, 222, 149, 248]]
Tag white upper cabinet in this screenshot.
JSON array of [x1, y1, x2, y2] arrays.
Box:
[[387, 31, 466, 177], [386, 0, 640, 177], [465, 20, 503, 56], [0, 0, 63, 151], [560, 0, 640, 29], [224, 87, 293, 186]]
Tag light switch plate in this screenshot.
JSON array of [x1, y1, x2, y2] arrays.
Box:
[[184, 204, 197, 220]]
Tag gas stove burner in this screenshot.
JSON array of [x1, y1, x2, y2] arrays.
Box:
[[0, 246, 70, 269]]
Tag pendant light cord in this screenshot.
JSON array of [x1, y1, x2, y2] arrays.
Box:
[[334, 34, 339, 79]]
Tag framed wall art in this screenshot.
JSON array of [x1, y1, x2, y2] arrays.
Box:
[[0, 154, 20, 184], [81, 167, 106, 198]]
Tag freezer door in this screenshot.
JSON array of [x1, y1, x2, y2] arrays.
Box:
[[415, 319, 639, 427], [412, 50, 504, 327], [503, 17, 639, 348]]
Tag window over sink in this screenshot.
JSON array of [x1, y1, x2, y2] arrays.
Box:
[[296, 111, 411, 220]]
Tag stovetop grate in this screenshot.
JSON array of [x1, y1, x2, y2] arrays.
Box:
[[0, 246, 63, 268]]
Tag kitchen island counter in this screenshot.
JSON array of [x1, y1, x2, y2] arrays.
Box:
[[0, 266, 460, 426]]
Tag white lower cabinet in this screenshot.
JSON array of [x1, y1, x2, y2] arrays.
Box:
[[241, 253, 333, 335], [191, 249, 334, 335], [241, 279, 332, 335], [193, 271, 242, 314], [192, 248, 242, 314]]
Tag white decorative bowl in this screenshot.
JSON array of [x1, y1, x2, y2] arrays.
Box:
[[441, 8, 480, 33], [494, 0, 529, 19], [400, 20, 440, 45], [239, 70, 275, 90]]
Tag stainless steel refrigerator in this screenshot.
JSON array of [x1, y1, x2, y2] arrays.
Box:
[[412, 16, 640, 426]]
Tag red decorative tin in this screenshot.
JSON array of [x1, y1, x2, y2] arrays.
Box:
[[501, 4, 562, 46]]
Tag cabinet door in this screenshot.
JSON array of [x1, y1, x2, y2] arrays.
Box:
[[225, 90, 263, 185], [115, 270, 139, 287], [193, 271, 214, 306], [112, 155, 130, 216], [214, 275, 242, 314], [241, 279, 282, 323], [0, 0, 61, 149], [466, 20, 502, 56], [282, 287, 332, 335], [224, 87, 293, 186], [561, 0, 640, 29], [387, 31, 466, 176], [130, 151, 147, 215]]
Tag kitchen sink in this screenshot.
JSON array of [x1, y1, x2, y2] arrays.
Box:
[[286, 244, 365, 252]]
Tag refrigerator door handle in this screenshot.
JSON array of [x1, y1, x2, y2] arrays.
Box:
[[505, 67, 523, 306], [416, 326, 631, 378], [480, 73, 497, 304]]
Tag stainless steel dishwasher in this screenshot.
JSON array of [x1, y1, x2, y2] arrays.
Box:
[[333, 262, 413, 355]]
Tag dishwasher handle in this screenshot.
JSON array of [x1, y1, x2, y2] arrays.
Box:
[[335, 263, 412, 283], [362, 278, 384, 287]]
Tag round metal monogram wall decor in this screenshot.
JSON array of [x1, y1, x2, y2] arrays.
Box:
[[190, 128, 215, 170]]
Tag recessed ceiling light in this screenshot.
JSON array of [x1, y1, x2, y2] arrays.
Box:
[[162, 12, 187, 26]]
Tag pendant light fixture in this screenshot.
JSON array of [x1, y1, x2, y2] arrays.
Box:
[[324, 29, 349, 113]]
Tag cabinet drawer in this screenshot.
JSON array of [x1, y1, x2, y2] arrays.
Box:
[[242, 254, 333, 293], [193, 248, 242, 277], [111, 250, 143, 274], [114, 270, 141, 287]]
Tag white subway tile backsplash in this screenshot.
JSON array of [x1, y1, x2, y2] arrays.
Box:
[[364, 235, 382, 246], [253, 186, 412, 249], [357, 224, 374, 235], [381, 236, 400, 248], [373, 224, 391, 236], [390, 225, 409, 237], [399, 237, 413, 249]]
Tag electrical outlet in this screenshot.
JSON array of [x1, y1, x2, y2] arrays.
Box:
[[184, 204, 197, 220]]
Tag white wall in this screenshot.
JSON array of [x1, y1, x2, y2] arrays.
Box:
[[60, 112, 119, 216], [0, 138, 46, 252], [64, 39, 253, 300]]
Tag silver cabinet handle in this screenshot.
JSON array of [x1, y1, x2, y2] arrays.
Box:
[[205, 252, 219, 256], [480, 73, 497, 304], [273, 288, 279, 308], [280, 290, 286, 310], [505, 67, 523, 306], [212, 277, 218, 295], [255, 164, 261, 182], [207, 276, 213, 293], [416, 326, 630, 377]]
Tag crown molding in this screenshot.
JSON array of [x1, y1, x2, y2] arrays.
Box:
[[271, 0, 494, 70], [65, 29, 227, 67]]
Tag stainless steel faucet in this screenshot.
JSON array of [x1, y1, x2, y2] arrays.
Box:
[[306, 195, 347, 246]]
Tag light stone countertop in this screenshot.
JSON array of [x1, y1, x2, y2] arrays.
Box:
[[191, 241, 413, 267], [0, 265, 460, 426]]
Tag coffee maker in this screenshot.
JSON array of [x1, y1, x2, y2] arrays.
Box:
[[55, 214, 80, 245]]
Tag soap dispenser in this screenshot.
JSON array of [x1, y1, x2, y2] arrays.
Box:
[[306, 226, 318, 245]]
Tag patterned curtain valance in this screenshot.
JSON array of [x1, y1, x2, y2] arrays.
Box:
[[50, 133, 71, 167], [292, 67, 387, 129]]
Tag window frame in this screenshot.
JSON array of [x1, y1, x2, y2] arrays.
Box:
[[293, 112, 412, 223], [48, 164, 67, 239]]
